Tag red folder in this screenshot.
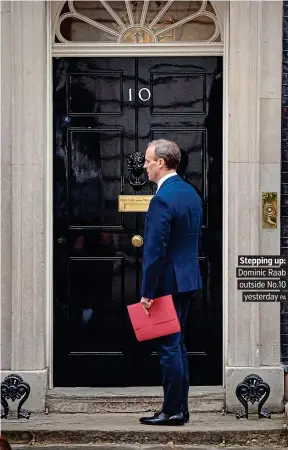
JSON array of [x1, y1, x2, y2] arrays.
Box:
[[127, 295, 181, 342]]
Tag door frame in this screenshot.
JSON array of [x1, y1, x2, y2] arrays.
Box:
[[46, 1, 229, 389]]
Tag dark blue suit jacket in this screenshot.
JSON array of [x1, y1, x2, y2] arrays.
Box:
[[141, 174, 202, 299]]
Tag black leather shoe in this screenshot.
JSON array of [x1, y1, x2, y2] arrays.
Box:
[[139, 411, 184, 426], [183, 411, 189, 423]]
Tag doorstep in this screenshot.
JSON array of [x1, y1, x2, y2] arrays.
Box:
[[1, 412, 287, 448], [46, 386, 224, 414]]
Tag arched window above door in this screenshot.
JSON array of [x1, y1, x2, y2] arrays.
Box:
[[54, 1, 222, 45]]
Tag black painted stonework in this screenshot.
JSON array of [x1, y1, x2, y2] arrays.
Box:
[[281, 2, 288, 367]]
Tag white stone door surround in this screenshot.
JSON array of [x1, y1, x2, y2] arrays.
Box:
[[0, 0, 283, 412], [225, 1, 283, 412]]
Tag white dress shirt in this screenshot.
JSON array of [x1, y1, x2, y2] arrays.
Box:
[[156, 172, 177, 193]]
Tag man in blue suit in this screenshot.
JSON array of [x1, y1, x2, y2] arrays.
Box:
[[139, 139, 202, 426]]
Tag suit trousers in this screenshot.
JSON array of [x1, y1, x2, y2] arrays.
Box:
[[153, 291, 192, 415]]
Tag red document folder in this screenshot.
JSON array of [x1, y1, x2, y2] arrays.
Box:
[[127, 295, 181, 342]]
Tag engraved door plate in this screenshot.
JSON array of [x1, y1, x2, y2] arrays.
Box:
[[118, 195, 153, 212]]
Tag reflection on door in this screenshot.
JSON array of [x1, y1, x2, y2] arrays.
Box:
[[53, 57, 223, 387]]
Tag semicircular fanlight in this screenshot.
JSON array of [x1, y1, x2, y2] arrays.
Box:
[[54, 0, 221, 44]]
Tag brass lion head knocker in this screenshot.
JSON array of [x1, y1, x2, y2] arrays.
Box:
[[127, 152, 148, 191]]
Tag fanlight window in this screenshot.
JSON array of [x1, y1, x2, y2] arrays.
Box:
[[54, 0, 221, 44]]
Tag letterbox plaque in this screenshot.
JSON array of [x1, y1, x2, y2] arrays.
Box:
[[118, 195, 153, 212]]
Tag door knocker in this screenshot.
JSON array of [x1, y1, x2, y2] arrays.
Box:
[[127, 152, 148, 191]]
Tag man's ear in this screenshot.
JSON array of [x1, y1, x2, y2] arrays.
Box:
[[158, 158, 164, 168]]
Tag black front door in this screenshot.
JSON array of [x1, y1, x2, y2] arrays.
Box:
[[53, 56, 223, 387]]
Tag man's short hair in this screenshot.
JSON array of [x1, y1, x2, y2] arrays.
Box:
[[148, 139, 181, 170]]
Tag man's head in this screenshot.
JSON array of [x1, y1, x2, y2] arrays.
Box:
[[144, 139, 181, 184]]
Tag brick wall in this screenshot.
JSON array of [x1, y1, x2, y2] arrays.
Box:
[[281, 1, 288, 364]]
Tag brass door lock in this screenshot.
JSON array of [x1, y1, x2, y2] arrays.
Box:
[[132, 235, 143, 247], [262, 192, 277, 228]]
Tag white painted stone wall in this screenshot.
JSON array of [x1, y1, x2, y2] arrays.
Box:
[[226, 0, 283, 412]]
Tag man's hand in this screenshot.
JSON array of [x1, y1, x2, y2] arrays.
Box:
[[140, 297, 154, 316]]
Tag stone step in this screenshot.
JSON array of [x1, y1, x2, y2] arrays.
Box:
[[2, 413, 286, 448], [46, 386, 224, 414], [10, 447, 288, 450]]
